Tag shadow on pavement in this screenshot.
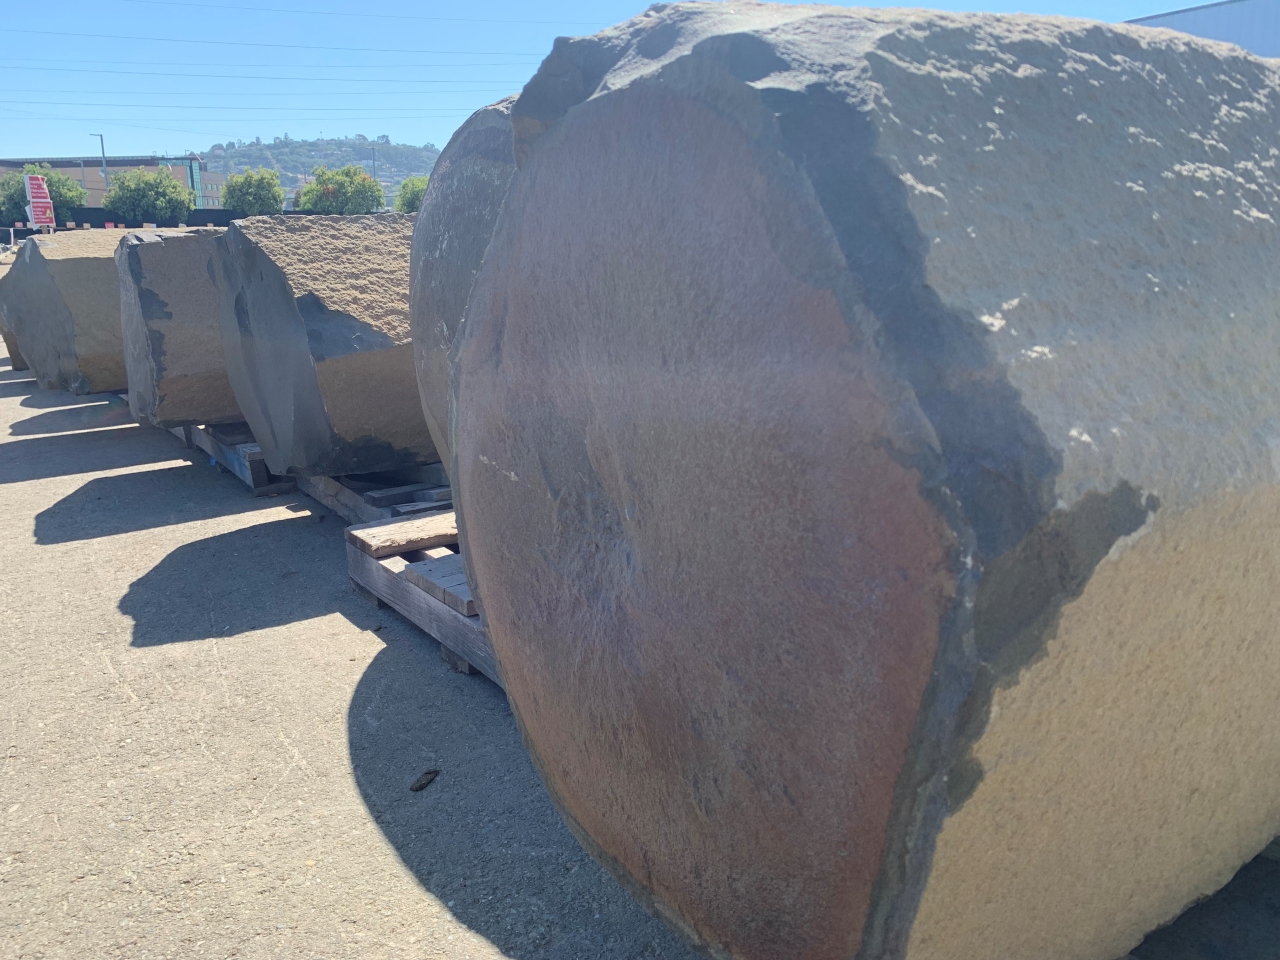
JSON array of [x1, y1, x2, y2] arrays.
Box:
[[347, 640, 698, 960], [10, 397, 135, 436], [34, 462, 303, 543], [0, 426, 185, 484], [17, 389, 123, 410], [0, 377, 39, 398], [1131, 853, 1280, 960], [119, 513, 340, 646], [116, 478, 695, 956]]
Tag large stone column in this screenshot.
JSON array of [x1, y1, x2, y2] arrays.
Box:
[[0, 230, 126, 393], [409, 95, 518, 475], [215, 214, 438, 477], [117, 228, 242, 428], [450, 6, 1280, 960]]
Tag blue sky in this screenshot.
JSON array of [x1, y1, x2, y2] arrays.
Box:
[[1, 1, 1194, 159]]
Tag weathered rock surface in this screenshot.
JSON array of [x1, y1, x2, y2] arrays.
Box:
[[0, 230, 126, 393], [410, 95, 518, 473], [0, 258, 28, 370], [215, 214, 438, 477], [450, 6, 1280, 960], [118, 228, 242, 428]]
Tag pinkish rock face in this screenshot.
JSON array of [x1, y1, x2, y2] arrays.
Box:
[[454, 81, 957, 959]]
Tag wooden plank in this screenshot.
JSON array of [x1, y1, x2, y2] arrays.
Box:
[[403, 554, 477, 616], [183, 423, 295, 497], [393, 501, 451, 516], [363, 482, 446, 508], [346, 542, 499, 686], [413, 485, 453, 503], [443, 580, 477, 617], [403, 552, 466, 601], [207, 422, 257, 447], [297, 474, 386, 524], [345, 512, 458, 558]]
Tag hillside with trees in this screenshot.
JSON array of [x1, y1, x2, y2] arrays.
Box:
[[205, 134, 439, 202]]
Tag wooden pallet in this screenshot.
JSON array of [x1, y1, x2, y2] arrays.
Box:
[[170, 422, 296, 497], [345, 512, 499, 687], [297, 463, 451, 525]]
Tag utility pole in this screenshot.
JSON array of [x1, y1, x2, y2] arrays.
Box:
[[91, 134, 109, 197]]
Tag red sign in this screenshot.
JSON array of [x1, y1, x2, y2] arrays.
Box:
[[24, 175, 55, 227]]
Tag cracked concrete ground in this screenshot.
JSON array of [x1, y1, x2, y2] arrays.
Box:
[[0, 341, 696, 960]]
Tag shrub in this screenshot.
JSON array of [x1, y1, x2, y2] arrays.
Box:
[[393, 175, 429, 214], [297, 165, 384, 215], [0, 164, 88, 226], [222, 167, 285, 216], [103, 168, 195, 225]]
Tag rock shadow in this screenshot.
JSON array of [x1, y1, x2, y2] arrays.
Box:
[[0, 424, 182, 484], [1131, 852, 1280, 960], [0, 376, 39, 397], [16, 388, 122, 410], [119, 514, 345, 647], [34, 462, 305, 544], [10, 395, 135, 436], [347, 640, 699, 960]]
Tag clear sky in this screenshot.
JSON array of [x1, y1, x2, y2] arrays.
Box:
[[0, 0, 1195, 160]]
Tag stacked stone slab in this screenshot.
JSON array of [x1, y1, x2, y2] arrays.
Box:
[[0, 230, 126, 393], [215, 214, 438, 477], [117, 228, 243, 428], [0, 258, 28, 370], [449, 6, 1280, 960], [410, 95, 518, 472]]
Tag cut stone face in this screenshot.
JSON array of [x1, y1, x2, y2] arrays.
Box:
[[117, 228, 242, 428], [214, 214, 438, 477], [0, 230, 126, 394], [0, 259, 28, 371], [450, 6, 1280, 960], [409, 95, 517, 474]]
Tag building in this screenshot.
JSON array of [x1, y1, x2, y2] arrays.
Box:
[[1130, 0, 1280, 58], [0, 155, 226, 210]]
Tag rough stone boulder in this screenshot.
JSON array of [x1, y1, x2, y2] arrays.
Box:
[[117, 228, 243, 428], [215, 214, 438, 477], [450, 6, 1280, 960], [0, 258, 28, 370], [0, 230, 126, 393], [410, 95, 518, 472]]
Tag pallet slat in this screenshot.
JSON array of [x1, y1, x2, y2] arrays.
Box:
[[345, 511, 459, 558], [170, 423, 295, 497], [363, 482, 450, 508], [403, 553, 477, 615], [346, 542, 499, 686]]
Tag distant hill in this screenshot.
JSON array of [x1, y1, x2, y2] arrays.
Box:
[[205, 134, 439, 202]]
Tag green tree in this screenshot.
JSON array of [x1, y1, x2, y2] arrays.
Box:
[[103, 168, 195, 225], [222, 167, 285, 216], [297, 165, 384, 215], [0, 164, 88, 226], [393, 175, 429, 214]]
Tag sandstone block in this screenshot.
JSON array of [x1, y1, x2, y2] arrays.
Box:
[[410, 95, 518, 473], [215, 214, 438, 477], [450, 7, 1280, 960], [0, 259, 28, 370], [118, 228, 242, 428], [0, 230, 126, 393]]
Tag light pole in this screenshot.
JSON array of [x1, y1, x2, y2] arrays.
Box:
[[91, 134, 109, 199]]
